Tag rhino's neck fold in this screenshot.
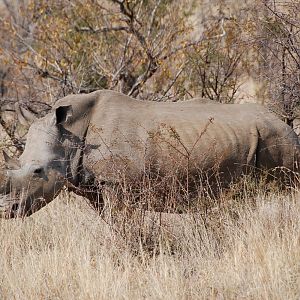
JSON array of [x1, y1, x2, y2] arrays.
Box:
[[64, 122, 90, 187]]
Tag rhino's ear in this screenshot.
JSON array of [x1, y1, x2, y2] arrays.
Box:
[[15, 103, 37, 127], [52, 105, 73, 125], [2, 151, 20, 170]]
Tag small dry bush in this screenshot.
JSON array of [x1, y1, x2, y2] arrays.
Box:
[[1, 178, 300, 299]]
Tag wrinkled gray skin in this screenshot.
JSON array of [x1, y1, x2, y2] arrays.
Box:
[[293, 118, 300, 136], [1, 90, 300, 218]]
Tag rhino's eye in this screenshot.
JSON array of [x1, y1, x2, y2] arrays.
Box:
[[33, 168, 43, 175]]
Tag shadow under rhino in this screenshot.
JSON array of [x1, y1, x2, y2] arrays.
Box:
[[1, 90, 300, 218]]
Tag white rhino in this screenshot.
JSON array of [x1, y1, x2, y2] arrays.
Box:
[[0, 90, 299, 217]]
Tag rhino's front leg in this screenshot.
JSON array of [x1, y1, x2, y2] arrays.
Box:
[[66, 167, 105, 212]]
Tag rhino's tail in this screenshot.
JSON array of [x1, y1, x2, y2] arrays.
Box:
[[246, 126, 259, 169]]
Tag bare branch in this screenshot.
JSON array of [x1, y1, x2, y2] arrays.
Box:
[[147, 0, 162, 38], [75, 25, 129, 34], [162, 63, 186, 97]]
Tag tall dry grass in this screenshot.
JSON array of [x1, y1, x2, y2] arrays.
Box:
[[0, 185, 300, 299]]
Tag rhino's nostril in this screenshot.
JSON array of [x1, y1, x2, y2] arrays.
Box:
[[11, 203, 19, 211]]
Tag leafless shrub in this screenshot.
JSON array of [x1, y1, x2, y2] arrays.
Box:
[[255, 1, 300, 123], [0, 0, 259, 152]]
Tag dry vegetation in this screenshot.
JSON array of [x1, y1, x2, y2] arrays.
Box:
[[1, 0, 300, 148], [1, 1, 300, 299], [0, 183, 300, 299]]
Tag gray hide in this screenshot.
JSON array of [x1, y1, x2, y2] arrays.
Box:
[[0, 90, 299, 217], [293, 118, 300, 136]]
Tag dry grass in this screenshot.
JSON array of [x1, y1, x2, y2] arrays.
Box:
[[1, 186, 300, 299]]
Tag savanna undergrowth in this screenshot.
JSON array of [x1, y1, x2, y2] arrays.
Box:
[[0, 179, 300, 299]]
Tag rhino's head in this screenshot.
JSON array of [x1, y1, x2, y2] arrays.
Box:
[[0, 105, 74, 218]]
